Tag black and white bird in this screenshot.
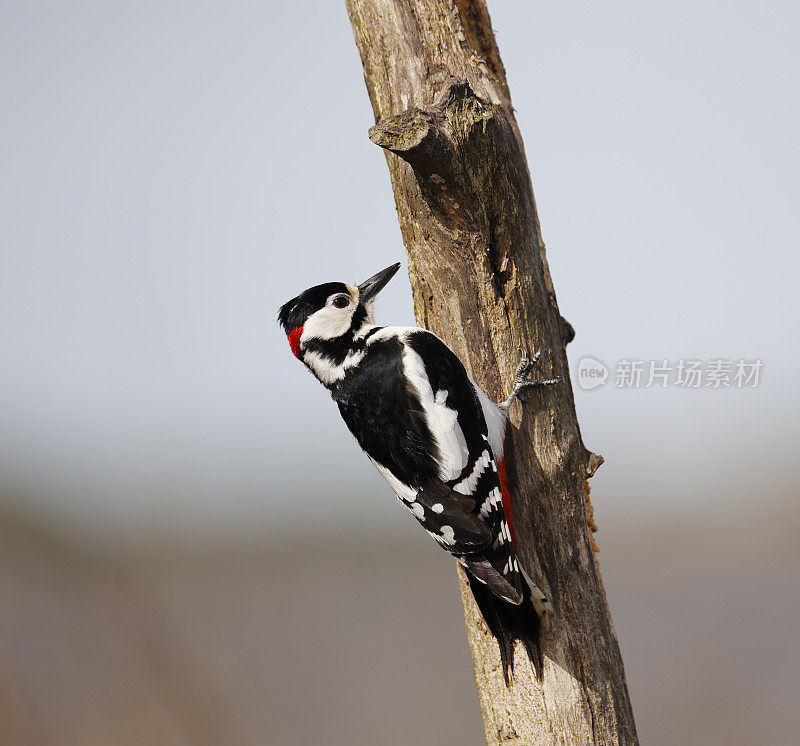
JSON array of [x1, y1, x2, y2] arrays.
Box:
[[278, 263, 560, 680]]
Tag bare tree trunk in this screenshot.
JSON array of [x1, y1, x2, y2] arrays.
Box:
[[345, 1, 637, 744]]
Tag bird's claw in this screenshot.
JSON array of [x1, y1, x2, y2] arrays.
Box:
[[517, 376, 564, 402], [515, 345, 543, 382], [500, 345, 562, 410]]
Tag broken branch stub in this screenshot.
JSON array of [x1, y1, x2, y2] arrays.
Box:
[[369, 79, 498, 225]]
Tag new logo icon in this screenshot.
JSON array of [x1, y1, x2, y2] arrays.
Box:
[[577, 356, 609, 390]]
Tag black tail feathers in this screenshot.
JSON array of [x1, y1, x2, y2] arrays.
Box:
[[468, 574, 544, 684]]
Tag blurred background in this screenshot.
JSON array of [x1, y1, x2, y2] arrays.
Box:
[[1, 0, 798, 744]]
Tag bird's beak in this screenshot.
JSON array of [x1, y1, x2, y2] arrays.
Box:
[[357, 262, 401, 304]]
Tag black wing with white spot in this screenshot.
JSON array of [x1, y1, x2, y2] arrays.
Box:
[[410, 478, 491, 554], [334, 327, 525, 606], [404, 332, 524, 605]]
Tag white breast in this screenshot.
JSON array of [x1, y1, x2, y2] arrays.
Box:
[[469, 377, 508, 460]]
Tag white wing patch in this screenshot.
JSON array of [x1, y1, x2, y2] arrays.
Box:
[[402, 346, 469, 482]]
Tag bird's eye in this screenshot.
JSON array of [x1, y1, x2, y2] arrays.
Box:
[[332, 296, 350, 309]]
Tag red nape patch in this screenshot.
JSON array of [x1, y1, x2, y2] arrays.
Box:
[[497, 457, 517, 547], [287, 326, 303, 358]]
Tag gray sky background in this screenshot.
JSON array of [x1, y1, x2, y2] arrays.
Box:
[[1, 0, 798, 542]]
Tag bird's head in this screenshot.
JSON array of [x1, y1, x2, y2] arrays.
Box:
[[278, 263, 401, 358]]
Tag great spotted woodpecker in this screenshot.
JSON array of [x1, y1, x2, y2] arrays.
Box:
[[278, 263, 561, 680]]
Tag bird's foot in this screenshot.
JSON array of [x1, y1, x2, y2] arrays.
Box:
[[499, 345, 563, 411]]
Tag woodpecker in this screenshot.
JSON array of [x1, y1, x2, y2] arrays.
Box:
[[278, 263, 561, 681]]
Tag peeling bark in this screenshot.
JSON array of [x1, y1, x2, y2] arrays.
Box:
[[345, 1, 638, 743]]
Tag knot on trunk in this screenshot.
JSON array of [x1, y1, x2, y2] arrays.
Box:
[[368, 78, 495, 220], [586, 451, 605, 478], [369, 107, 457, 181], [560, 315, 576, 345]]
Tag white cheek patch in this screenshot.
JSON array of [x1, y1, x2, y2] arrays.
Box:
[[300, 303, 355, 343]]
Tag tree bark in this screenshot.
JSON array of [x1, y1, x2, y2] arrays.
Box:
[[345, 2, 638, 744]]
